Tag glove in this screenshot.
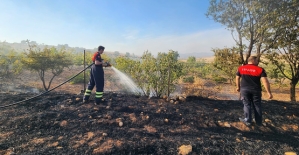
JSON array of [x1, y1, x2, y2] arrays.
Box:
[[103, 62, 111, 67], [102, 62, 107, 67]]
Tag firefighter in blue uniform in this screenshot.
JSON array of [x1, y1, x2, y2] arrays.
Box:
[[83, 45, 107, 104]]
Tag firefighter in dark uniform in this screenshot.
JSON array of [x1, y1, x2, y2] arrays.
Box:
[[83, 45, 107, 104], [236, 56, 273, 126]]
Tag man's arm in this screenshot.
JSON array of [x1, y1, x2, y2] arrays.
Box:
[[236, 76, 241, 92], [95, 60, 108, 67], [94, 60, 103, 65], [261, 77, 273, 99]]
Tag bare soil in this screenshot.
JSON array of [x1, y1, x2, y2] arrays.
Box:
[[0, 91, 299, 155]]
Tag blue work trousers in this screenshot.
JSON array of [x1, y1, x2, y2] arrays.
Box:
[[84, 65, 104, 103], [240, 89, 262, 125]]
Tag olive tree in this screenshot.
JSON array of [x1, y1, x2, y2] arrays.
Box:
[[265, 0, 299, 101], [213, 47, 240, 84], [114, 50, 183, 97], [21, 44, 73, 91], [0, 49, 23, 81], [206, 0, 283, 64]]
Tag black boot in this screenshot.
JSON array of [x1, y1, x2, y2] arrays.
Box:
[[83, 89, 92, 103], [95, 98, 107, 105], [95, 98, 102, 105], [83, 96, 90, 103]]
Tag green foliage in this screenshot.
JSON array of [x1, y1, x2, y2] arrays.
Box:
[[114, 56, 136, 73], [260, 62, 289, 89], [21, 43, 73, 91], [72, 51, 111, 66], [212, 76, 227, 84], [182, 58, 215, 79], [114, 50, 183, 97], [207, 0, 299, 101], [0, 44, 23, 80], [183, 56, 197, 76], [196, 59, 216, 79], [69, 72, 90, 84], [183, 76, 194, 83], [206, 0, 283, 64], [264, 0, 299, 101], [72, 51, 93, 66], [153, 51, 183, 96], [114, 55, 149, 95], [213, 48, 240, 84], [186, 56, 196, 63]]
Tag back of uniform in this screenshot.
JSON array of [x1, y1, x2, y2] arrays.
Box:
[[236, 64, 267, 91]]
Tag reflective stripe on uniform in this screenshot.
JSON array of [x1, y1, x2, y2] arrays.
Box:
[[84, 89, 92, 96], [95, 92, 103, 98]]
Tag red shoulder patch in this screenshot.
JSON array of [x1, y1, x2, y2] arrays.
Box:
[[92, 52, 99, 61]]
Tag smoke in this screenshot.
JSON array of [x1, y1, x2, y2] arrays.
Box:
[[1, 84, 40, 94]]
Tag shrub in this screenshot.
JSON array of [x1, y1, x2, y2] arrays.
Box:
[[212, 76, 227, 84], [183, 76, 194, 83], [69, 72, 90, 84]]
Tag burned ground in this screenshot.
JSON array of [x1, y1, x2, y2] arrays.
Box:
[[0, 92, 298, 155]]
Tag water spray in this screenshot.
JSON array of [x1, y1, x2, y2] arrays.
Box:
[[111, 67, 143, 94]]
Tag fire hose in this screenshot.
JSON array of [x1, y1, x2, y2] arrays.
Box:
[[0, 63, 97, 108]]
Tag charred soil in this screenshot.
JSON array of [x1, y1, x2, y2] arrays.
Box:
[[0, 92, 299, 155]]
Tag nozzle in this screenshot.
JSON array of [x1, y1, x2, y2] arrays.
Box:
[[104, 62, 112, 67]]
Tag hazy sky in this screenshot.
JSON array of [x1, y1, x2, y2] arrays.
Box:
[[0, 0, 235, 57]]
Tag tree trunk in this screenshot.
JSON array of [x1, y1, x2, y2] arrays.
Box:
[[47, 75, 57, 91], [290, 80, 298, 102], [245, 17, 255, 64], [167, 64, 170, 97], [237, 29, 245, 65], [38, 70, 48, 91]]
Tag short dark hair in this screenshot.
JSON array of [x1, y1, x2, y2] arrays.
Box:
[[98, 46, 105, 51]]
